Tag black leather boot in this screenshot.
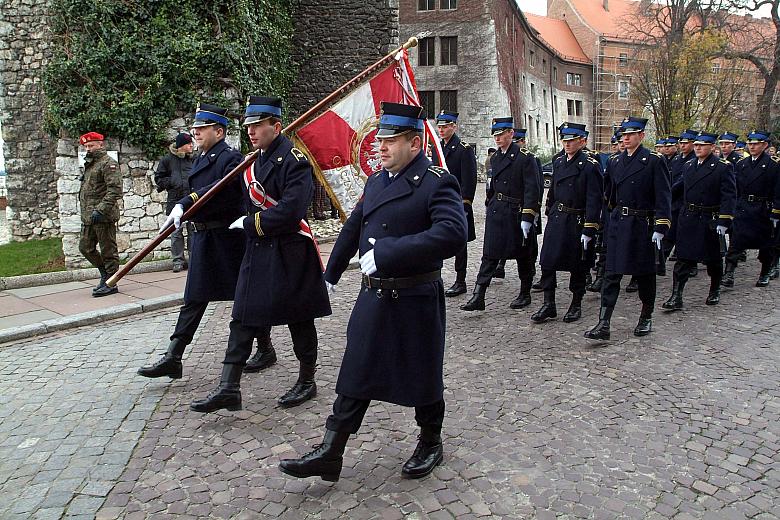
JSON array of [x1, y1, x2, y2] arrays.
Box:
[[510, 277, 533, 309], [587, 266, 604, 293], [662, 275, 685, 311], [625, 277, 639, 293], [706, 286, 721, 305], [633, 305, 653, 337], [531, 279, 544, 292], [401, 428, 443, 479], [92, 266, 108, 294], [190, 364, 242, 413], [722, 263, 736, 287], [279, 430, 350, 482], [137, 339, 185, 379], [531, 291, 557, 323], [562, 292, 584, 323], [757, 265, 771, 287], [444, 279, 467, 297], [278, 363, 317, 408], [585, 306, 613, 340], [770, 258, 780, 280], [244, 333, 277, 373], [461, 284, 487, 311]]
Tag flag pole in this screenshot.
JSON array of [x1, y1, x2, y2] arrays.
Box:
[[106, 37, 419, 288]]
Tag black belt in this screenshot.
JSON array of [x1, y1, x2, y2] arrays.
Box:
[[685, 203, 719, 214], [741, 194, 768, 203], [618, 206, 654, 217], [554, 202, 584, 215], [494, 192, 522, 204], [362, 270, 441, 290], [192, 220, 231, 232]]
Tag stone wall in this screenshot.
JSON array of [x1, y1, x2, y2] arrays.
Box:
[[0, 0, 59, 241], [288, 0, 400, 116]]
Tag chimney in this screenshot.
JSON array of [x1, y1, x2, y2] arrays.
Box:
[[603, 0, 609, 11]]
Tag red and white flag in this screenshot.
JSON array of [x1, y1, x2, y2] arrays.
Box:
[[291, 50, 446, 218]]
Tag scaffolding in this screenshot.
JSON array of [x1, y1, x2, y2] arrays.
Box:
[[592, 37, 634, 152]]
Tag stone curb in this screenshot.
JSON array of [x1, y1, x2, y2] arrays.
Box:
[[0, 293, 183, 346], [0, 260, 175, 291]]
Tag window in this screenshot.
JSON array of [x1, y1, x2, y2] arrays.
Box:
[[440, 90, 458, 112], [440, 0, 457, 9], [530, 83, 536, 104], [440, 37, 458, 65], [536, 120, 540, 141], [553, 67, 558, 81], [553, 95, 557, 115], [566, 73, 582, 86], [545, 123, 550, 141], [619, 53, 628, 66], [618, 80, 630, 100], [529, 49, 536, 67], [543, 58, 547, 69], [575, 100, 582, 116], [567, 99, 575, 116], [418, 37, 434, 66], [418, 0, 435, 10], [418, 91, 435, 117], [567, 99, 583, 117], [543, 89, 548, 109]]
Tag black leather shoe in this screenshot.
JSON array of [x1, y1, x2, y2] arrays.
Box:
[[585, 307, 613, 340], [190, 364, 242, 413], [587, 276, 603, 293], [756, 274, 770, 287], [531, 303, 557, 323], [509, 293, 532, 309], [562, 304, 582, 323], [244, 336, 277, 373], [633, 318, 652, 336], [770, 266, 780, 280], [625, 278, 639, 293], [722, 271, 735, 287], [92, 284, 118, 297], [278, 363, 317, 408], [279, 430, 349, 482], [531, 280, 544, 293], [461, 285, 486, 311], [705, 289, 720, 305], [662, 283, 683, 310], [444, 281, 467, 297], [401, 438, 443, 479], [137, 339, 185, 379]]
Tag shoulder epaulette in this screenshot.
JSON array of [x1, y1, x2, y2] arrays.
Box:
[[650, 151, 663, 158], [461, 142, 470, 148], [719, 159, 730, 165], [428, 165, 446, 177], [518, 147, 530, 155], [771, 156, 780, 163], [290, 147, 307, 162]]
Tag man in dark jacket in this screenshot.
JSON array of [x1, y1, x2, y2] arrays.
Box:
[[432, 111, 477, 296], [186, 96, 332, 413], [154, 132, 194, 272], [279, 102, 467, 482]]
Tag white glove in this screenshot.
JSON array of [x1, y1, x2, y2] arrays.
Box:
[[161, 204, 184, 230], [651, 231, 664, 250], [521, 220, 533, 238], [581, 234, 592, 249], [772, 218, 779, 228], [716, 225, 728, 236], [229, 216, 246, 230], [359, 237, 378, 275], [326, 281, 336, 295]]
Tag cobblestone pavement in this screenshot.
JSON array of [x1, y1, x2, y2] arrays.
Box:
[[1, 188, 780, 519]]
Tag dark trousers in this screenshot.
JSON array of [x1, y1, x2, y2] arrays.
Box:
[[453, 245, 468, 282], [171, 301, 209, 345], [325, 394, 445, 435], [476, 239, 537, 286], [540, 268, 587, 296], [674, 258, 722, 286], [726, 246, 775, 273], [601, 273, 656, 311], [223, 319, 317, 366]]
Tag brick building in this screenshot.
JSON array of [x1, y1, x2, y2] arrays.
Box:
[[399, 0, 594, 163]]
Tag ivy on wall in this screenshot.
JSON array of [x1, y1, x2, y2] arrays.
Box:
[[43, 0, 295, 156]]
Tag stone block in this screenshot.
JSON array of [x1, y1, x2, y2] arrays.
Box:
[[59, 215, 81, 233], [57, 178, 81, 194], [132, 177, 151, 196], [123, 195, 144, 210], [59, 194, 78, 215]]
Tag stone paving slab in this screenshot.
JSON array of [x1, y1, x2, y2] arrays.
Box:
[[6, 281, 94, 299], [0, 308, 62, 329]]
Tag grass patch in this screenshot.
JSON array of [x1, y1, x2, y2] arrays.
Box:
[[0, 237, 66, 277]]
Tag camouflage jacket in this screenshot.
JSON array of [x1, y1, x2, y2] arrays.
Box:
[[79, 150, 122, 224]]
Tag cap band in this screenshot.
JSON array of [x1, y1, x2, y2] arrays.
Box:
[[379, 114, 424, 131], [195, 110, 229, 126], [436, 114, 457, 123], [245, 104, 282, 117]]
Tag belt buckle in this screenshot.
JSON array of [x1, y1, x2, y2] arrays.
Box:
[[621, 207, 629, 216], [557, 202, 564, 211], [688, 204, 695, 211], [748, 194, 755, 202], [496, 193, 503, 201]]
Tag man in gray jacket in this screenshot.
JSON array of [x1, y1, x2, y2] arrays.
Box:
[[154, 133, 194, 272]]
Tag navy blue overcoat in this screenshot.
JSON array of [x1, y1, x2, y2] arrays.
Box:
[[433, 134, 477, 241], [731, 152, 779, 251]]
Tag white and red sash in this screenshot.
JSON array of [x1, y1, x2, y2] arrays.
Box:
[[244, 160, 324, 270]]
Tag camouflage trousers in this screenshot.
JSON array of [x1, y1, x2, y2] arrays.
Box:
[[79, 223, 119, 274]]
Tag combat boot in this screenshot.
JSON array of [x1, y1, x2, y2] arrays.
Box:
[[137, 339, 185, 379], [190, 364, 242, 413], [722, 262, 736, 287], [461, 284, 487, 311], [278, 363, 317, 408], [530, 291, 556, 323], [510, 277, 533, 309], [279, 430, 350, 482], [562, 292, 584, 323], [757, 264, 771, 287], [662, 275, 685, 311], [244, 333, 277, 373], [585, 306, 613, 340], [401, 427, 443, 479], [633, 305, 653, 337], [92, 266, 109, 294], [444, 274, 467, 297], [587, 266, 604, 293]]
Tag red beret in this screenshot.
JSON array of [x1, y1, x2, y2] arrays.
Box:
[[79, 132, 105, 145]]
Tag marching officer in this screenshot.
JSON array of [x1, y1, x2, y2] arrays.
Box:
[[587, 130, 621, 294], [139, 104, 271, 381], [461, 117, 540, 311], [432, 111, 477, 296], [719, 132, 742, 166], [515, 128, 546, 292], [77, 132, 122, 297], [662, 132, 736, 310], [279, 102, 467, 482], [724, 130, 780, 287], [661, 136, 679, 168], [183, 96, 332, 413], [663, 129, 698, 263], [531, 123, 602, 324], [585, 117, 671, 340]]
